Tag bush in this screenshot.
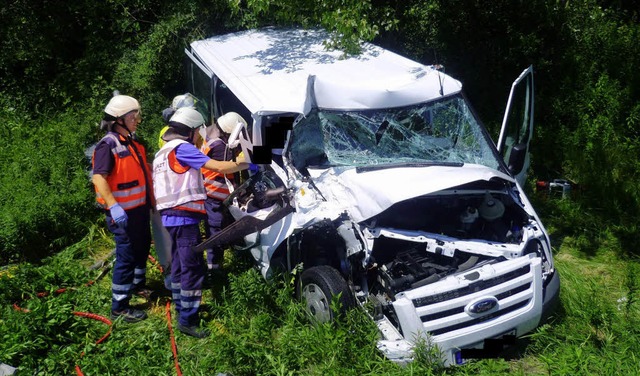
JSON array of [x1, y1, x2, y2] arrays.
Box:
[[0, 104, 99, 264]]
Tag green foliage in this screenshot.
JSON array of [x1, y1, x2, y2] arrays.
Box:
[[522, 253, 640, 375], [0, 1, 240, 261], [0, 101, 100, 264], [543, 1, 640, 255]]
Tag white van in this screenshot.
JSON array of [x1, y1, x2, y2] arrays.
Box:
[[186, 27, 559, 366]]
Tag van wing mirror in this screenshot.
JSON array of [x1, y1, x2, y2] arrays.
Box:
[[507, 143, 527, 176]]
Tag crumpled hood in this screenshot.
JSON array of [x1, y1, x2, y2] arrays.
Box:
[[307, 164, 515, 223]]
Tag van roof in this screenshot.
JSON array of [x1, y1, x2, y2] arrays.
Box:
[[188, 28, 462, 116]]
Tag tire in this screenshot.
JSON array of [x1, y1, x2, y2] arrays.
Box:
[[298, 265, 355, 323]]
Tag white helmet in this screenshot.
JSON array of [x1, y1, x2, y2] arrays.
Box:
[[170, 107, 205, 129], [171, 93, 196, 110], [104, 95, 140, 117], [217, 112, 247, 134]]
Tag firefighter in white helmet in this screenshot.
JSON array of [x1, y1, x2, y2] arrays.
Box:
[[199, 112, 247, 272], [153, 107, 249, 338], [92, 94, 154, 323], [158, 93, 197, 149]]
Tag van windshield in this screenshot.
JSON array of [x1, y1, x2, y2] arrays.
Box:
[[289, 95, 502, 171]]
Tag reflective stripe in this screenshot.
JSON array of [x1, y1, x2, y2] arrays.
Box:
[[174, 200, 206, 214], [155, 188, 206, 205], [202, 178, 228, 188], [172, 293, 181, 300], [171, 282, 181, 289], [181, 300, 201, 309], [111, 186, 146, 197], [207, 190, 229, 201], [119, 198, 146, 210], [112, 283, 132, 291], [203, 179, 230, 200], [181, 289, 202, 298], [133, 277, 144, 285], [112, 293, 128, 301], [96, 188, 145, 199]]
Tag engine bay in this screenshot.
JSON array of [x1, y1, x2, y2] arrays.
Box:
[[365, 189, 530, 298]]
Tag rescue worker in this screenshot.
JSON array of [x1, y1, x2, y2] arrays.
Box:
[[153, 107, 249, 338], [159, 93, 197, 149], [92, 94, 153, 323], [200, 112, 246, 271]]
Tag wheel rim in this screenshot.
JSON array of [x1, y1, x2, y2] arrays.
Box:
[[301, 282, 332, 322]]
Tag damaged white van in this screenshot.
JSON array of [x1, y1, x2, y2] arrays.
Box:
[[186, 28, 560, 366]]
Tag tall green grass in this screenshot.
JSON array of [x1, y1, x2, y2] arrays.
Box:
[[2, 215, 640, 375]]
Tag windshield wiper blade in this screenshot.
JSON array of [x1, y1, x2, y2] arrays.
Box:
[[356, 161, 463, 173]]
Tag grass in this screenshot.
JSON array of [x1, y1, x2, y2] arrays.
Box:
[[2, 203, 640, 375]]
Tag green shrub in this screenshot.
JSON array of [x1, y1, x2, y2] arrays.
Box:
[[0, 105, 99, 264]]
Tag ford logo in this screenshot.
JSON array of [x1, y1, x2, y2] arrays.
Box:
[[466, 297, 499, 315]]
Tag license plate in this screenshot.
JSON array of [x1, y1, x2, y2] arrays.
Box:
[[455, 329, 516, 364]]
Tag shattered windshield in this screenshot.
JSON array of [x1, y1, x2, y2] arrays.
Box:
[[289, 95, 502, 171]]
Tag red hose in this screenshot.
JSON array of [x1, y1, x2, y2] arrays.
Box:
[[73, 311, 113, 376], [148, 254, 164, 274], [14, 254, 182, 375], [72, 311, 113, 344], [166, 300, 183, 376]]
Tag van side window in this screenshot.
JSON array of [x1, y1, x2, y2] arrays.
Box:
[[188, 61, 213, 124], [213, 77, 251, 125]]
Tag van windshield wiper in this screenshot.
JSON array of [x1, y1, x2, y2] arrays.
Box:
[[356, 161, 464, 173]]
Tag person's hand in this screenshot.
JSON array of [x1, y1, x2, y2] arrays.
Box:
[[248, 163, 260, 173], [109, 203, 128, 229]]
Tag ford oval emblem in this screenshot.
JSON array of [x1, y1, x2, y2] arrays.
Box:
[[466, 297, 498, 315]]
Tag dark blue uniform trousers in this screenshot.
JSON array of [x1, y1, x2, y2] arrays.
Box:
[[167, 224, 205, 326], [106, 205, 150, 312], [204, 197, 225, 266]]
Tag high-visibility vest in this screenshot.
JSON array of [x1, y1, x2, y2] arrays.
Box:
[[158, 125, 169, 149], [200, 138, 234, 201], [153, 139, 206, 215], [93, 133, 149, 210]]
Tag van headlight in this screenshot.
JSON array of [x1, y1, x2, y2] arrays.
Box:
[[524, 238, 553, 280]]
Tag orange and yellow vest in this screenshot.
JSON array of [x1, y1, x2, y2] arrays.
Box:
[[93, 133, 149, 210], [200, 138, 234, 201]]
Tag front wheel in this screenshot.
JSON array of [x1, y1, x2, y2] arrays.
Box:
[[298, 265, 355, 323]]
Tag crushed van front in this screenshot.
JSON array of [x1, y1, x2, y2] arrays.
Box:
[[286, 94, 559, 364], [304, 164, 559, 365], [377, 254, 555, 365]]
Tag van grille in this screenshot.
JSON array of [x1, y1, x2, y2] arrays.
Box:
[[412, 265, 530, 308], [402, 260, 536, 337]]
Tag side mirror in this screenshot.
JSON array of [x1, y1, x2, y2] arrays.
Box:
[[227, 121, 245, 149], [507, 143, 527, 176]]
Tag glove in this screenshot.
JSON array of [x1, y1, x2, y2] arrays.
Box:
[[248, 163, 260, 173], [109, 203, 128, 229]]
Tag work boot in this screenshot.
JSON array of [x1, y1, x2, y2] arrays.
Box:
[[177, 323, 210, 338], [111, 307, 148, 323]]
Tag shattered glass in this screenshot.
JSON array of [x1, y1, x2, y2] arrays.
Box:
[[289, 95, 502, 171]]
